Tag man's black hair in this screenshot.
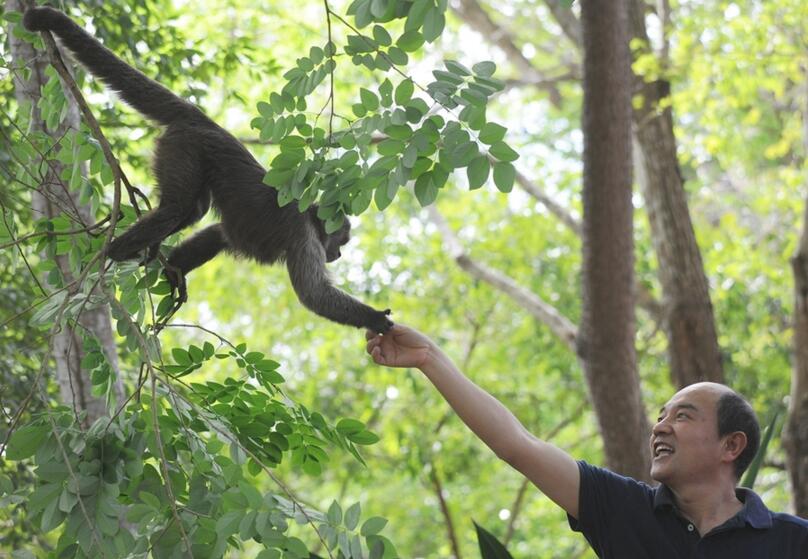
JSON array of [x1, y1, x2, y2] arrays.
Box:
[[716, 391, 760, 480]]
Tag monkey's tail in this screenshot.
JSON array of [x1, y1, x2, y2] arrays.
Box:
[[23, 7, 207, 126]]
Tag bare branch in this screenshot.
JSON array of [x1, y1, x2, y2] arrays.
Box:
[[427, 206, 578, 351], [452, 0, 580, 106], [542, 0, 583, 47]]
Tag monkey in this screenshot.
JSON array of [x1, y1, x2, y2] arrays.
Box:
[[23, 6, 393, 333]]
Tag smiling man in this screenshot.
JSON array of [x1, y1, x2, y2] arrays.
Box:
[[366, 324, 808, 558]]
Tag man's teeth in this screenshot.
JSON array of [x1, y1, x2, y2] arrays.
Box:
[[654, 445, 674, 457]]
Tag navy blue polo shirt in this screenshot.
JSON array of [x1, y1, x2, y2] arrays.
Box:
[[568, 461, 807, 558]]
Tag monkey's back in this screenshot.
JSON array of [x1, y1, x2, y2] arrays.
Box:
[[191, 123, 309, 265]]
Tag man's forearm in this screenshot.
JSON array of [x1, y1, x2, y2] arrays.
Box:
[[420, 346, 531, 463]]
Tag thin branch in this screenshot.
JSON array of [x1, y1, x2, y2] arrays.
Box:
[[427, 205, 578, 351], [429, 466, 463, 559]]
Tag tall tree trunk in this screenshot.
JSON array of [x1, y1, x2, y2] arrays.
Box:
[[628, 0, 723, 388], [783, 74, 808, 517], [7, 0, 122, 425], [579, 0, 651, 480]]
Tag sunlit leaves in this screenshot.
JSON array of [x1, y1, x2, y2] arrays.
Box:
[[253, 1, 518, 215]]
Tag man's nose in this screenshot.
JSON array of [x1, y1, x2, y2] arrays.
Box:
[[652, 417, 672, 436]]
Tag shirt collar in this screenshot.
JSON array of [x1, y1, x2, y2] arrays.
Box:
[[653, 485, 773, 530]]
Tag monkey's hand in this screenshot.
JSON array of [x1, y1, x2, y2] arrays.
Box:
[[366, 308, 394, 334], [163, 263, 188, 304]]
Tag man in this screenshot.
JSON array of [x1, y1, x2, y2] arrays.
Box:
[[365, 324, 808, 558]]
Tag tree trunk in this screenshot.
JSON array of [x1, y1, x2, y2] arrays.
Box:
[[783, 75, 808, 517], [628, 0, 723, 388], [579, 0, 651, 480], [7, 0, 122, 425]]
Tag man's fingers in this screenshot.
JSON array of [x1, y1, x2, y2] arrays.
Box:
[[370, 345, 385, 365]]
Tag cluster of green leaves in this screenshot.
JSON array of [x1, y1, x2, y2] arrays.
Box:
[[2, 357, 393, 559], [314, 500, 396, 559], [250, 0, 518, 232], [0, 30, 397, 555]]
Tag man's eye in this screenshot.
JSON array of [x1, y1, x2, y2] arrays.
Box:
[[677, 413, 688, 419]]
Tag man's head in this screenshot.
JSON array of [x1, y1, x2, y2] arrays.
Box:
[[650, 382, 760, 487]]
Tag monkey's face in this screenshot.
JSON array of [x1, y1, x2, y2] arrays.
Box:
[[324, 219, 352, 263]]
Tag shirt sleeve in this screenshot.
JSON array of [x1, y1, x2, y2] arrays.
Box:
[[567, 460, 654, 555]]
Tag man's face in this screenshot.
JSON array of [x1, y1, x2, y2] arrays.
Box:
[[649, 383, 727, 486]]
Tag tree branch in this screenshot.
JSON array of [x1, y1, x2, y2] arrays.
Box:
[[427, 206, 578, 351]]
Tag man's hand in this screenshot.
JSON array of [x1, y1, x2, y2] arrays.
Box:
[[365, 324, 433, 369]]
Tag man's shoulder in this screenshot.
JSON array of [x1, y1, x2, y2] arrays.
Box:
[[577, 460, 658, 499], [769, 510, 808, 530]]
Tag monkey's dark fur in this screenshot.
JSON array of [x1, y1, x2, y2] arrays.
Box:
[[24, 6, 393, 333]]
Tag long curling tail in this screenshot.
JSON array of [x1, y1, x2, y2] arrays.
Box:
[[23, 7, 207, 126]]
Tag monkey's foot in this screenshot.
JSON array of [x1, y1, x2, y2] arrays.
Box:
[[163, 263, 188, 305]]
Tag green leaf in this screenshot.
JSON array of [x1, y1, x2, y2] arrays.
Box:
[[257, 101, 273, 117], [372, 25, 392, 46], [479, 122, 508, 145], [474, 521, 515, 559], [493, 162, 515, 193], [395, 79, 414, 105], [345, 502, 361, 531], [387, 47, 408, 66], [360, 88, 379, 111], [488, 141, 519, 162], [396, 30, 425, 52], [172, 347, 192, 366], [414, 173, 438, 206], [384, 124, 413, 141], [6, 423, 49, 460], [423, 9, 446, 42], [140, 491, 161, 509], [371, 0, 390, 18], [336, 418, 365, 434], [445, 60, 472, 76], [740, 407, 782, 490], [347, 430, 380, 445], [467, 156, 490, 190], [327, 500, 343, 525], [360, 516, 388, 536], [216, 510, 244, 539], [310, 46, 325, 64], [377, 139, 405, 156], [472, 61, 497, 77]]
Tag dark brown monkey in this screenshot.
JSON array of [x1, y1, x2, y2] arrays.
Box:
[[24, 6, 393, 333]]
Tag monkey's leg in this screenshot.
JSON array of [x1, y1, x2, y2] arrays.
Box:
[[167, 223, 228, 277], [286, 237, 393, 333], [111, 126, 212, 263]]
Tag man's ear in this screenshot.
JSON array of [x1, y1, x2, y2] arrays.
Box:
[[722, 431, 748, 462]]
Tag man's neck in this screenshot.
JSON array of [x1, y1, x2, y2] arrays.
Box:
[[669, 481, 744, 536]]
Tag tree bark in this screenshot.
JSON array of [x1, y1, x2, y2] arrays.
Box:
[[579, 0, 651, 480], [783, 74, 808, 517], [628, 0, 723, 388], [7, 0, 122, 425]]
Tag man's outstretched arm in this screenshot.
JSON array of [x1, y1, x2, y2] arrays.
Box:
[[366, 324, 581, 518]]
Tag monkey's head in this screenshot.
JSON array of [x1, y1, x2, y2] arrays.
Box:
[[319, 216, 352, 263]]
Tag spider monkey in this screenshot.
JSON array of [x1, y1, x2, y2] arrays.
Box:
[[24, 6, 393, 333]]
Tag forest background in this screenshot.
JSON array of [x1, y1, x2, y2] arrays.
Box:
[[1, 0, 807, 558]]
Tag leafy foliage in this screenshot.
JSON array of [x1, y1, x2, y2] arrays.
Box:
[[251, 0, 518, 232]]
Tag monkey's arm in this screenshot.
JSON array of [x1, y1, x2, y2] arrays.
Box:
[[286, 238, 392, 332]]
